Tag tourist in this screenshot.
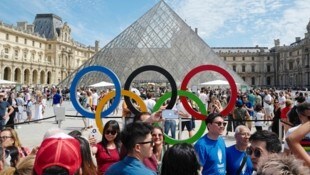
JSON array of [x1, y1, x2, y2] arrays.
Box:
[[0, 128, 30, 157], [194, 113, 227, 175], [143, 126, 164, 173], [256, 154, 310, 175], [226, 125, 253, 175], [253, 104, 264, 131], [248, 130, 282, 171], [0, 93, 14, 130], [94, 120, 121, 174], [105, 122, 156, 175], [33, 133, 82, 175], [161, 143, 201, 175]]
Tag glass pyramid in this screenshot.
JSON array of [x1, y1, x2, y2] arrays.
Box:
[[60, 0, 246, 88]]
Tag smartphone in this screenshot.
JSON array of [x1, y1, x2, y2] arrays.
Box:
[[162, 109, 178, 119], [89, 128, 97, 138]]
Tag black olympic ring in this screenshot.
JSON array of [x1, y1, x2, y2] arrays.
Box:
[[123, 65, 178, 115]]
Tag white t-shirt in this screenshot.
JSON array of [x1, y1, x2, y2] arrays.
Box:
[[254, 112, 264, 127], [92, 93, 98, 106]]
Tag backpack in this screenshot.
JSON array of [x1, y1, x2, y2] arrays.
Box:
[[287, 105, 300, 127]]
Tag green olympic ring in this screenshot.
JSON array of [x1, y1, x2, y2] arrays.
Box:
[[153, 90, 207, 144]]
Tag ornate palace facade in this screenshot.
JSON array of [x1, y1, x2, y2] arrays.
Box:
[[0, 14, 98, 86], [213, 20, 310, 89]]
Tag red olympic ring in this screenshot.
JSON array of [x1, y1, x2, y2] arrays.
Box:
[[180, 65, 237, 120]]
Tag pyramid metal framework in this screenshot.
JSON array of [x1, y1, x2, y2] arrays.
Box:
[[60, 1, 246, 88]]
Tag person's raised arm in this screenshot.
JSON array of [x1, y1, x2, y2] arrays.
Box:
[[286, 121, 310, 167]]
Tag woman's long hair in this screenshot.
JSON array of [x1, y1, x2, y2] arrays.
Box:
[[100, 120, 120, 155], [75, 136, 97, 175]]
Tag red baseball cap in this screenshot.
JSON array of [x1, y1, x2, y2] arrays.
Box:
[[34, 133, 82, 175]]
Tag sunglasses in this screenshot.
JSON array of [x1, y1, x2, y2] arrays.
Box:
[[105, 130, 117, 135], [213, 121, 227, 127], [138, 140, 154, 145], [152, 133, 163, 137], [246, 147, 261, 158]]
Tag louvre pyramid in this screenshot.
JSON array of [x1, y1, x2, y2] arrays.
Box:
[[60, 0, 246, 88]]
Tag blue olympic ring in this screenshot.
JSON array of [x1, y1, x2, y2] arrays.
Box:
[[70, 66, 121, 119]]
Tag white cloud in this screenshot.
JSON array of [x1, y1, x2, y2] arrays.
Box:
[[169, 0, 310, 47]]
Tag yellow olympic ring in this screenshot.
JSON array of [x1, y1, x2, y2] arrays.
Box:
[[95, 89, 147, 135]]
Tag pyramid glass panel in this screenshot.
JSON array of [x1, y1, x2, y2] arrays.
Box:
[[59, 1, 247, 88]]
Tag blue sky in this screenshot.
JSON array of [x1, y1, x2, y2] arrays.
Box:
[[1, 0, 310, 48]]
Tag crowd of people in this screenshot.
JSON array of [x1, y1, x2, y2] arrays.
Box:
[[0, 85, 309, 174]]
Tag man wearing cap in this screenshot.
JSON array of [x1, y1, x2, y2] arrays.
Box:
[[248, 130, 281, 171], [106, 122, 156, 175], [194, 113, 227, 175], [33, 133, 82, 175], [0, 93, 14, 130]]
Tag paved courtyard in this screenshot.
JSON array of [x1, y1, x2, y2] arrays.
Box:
[[16, 100, 245, 149]]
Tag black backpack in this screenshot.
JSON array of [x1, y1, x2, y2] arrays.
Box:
[[287, 105, 300, 127]]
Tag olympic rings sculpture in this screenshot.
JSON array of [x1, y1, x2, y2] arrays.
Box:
[[70, 65, 238, 144]]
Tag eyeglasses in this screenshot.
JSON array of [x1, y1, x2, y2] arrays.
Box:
[[213, 121, 227, 127], [138, 140, 154, 145], [152, 133, 163, 137], [246, 147, 262, 158], [0, 136, 12, 140], [105, 130, 117, 135], [238, 132, 251, 137]]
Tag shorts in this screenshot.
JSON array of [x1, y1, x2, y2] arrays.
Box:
[[181, 120, 193, 131], [264, 106, 272, 115]]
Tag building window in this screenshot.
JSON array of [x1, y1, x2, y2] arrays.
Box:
[[242, 57, 245, 61], [24, 39, 27, 45], [39, 43, 42, 48], [267, 65, 271, 72], [48, 44, 52, 49], [242, 65, 245, 72], [4, 48, 9, 54], [32, 41, 35, 47], [266, 77, 271, 85], [252, 57, 254, 61], [233, 65, 236, 72], [23, 51, 27, 59], [224, 57, 226, 61], [251, 77, 255, 85], [289, 62, 293, 70], [233, 57, 235, 61], [14, 50, 18, 58], [15, 36, 18, 42], [48, 56, 52, 62], [267, 56, 270, 60], [242, 77, 245, 81], [31, 53, 35, 60], [251, 65, 255, 72], [6, 34, 9, 40]]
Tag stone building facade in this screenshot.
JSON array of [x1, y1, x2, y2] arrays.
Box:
[[213, 20, 310, 89], [0, 14, 98, 87]]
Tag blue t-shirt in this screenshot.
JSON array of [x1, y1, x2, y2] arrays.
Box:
[[53, 93, 62, 105], [194, 134, 226, 175], [0, 101, 10, 118], [226, 145, 253, 175], [105, 156, 156, 175]]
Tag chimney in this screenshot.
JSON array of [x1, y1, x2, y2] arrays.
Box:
[[274, 39, 280, 46], [95, 40, 99, 52], [27, 24, 34, 33], [295, 37, 301, 42], [195, 28, 198, 34], [17, 21, 27, 30]]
